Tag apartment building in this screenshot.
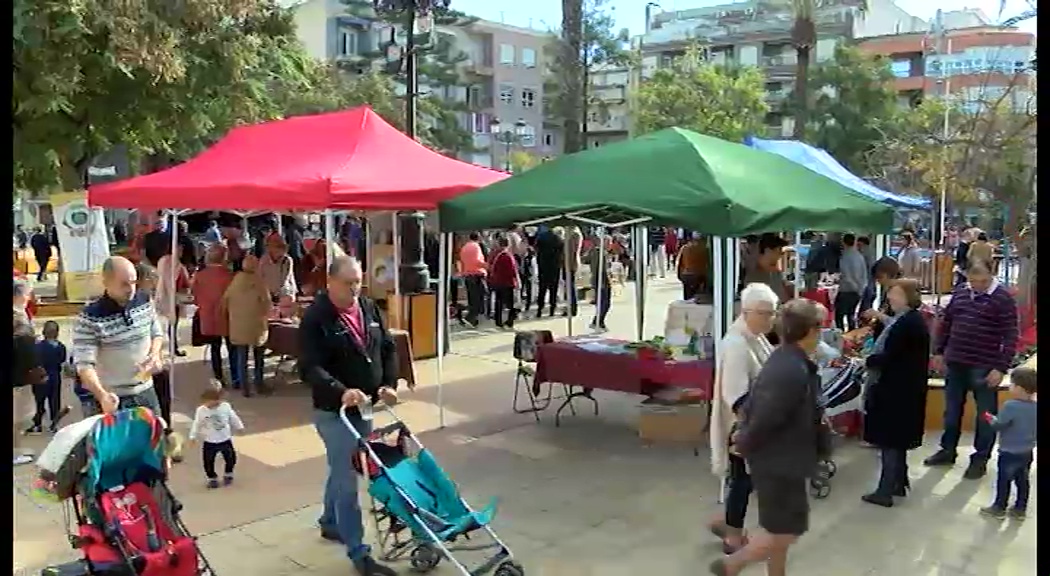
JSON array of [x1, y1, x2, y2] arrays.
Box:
[[281, 0, 557, 168], [638, 0, 920, 136], [585, 64, 631, 148], [857, 10, 1036, 113]]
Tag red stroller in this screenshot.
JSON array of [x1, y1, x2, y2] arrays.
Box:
[[38, 408, 216, 576]]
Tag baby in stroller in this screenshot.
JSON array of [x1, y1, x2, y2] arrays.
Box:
[[36, 407, 216, 576]]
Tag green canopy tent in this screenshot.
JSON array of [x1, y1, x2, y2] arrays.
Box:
[[438, 127, 894, 235], [431, 129, 895, 406]]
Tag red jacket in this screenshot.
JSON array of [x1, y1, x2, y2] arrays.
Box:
[[488, 250, 519, 288]]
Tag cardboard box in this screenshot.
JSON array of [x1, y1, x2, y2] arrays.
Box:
[[638, 401, 708, 445]]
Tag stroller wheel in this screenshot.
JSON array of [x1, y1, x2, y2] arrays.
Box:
[[495, 560, 525, 576], [822, 460, 837, 478], [409, 544, 442, 572], [809, 479, 831, 500]]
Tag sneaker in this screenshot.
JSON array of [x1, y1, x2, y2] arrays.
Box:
[[962, 460, 987, 480], [352, 555, 397, 576], [13, 454, 34, 466], [206, 479, 220, 489], [23, 424, 42, 436], [979, 505, 1007, 519], [1008, 508, 1027, 521], [922, 449, 957, 467], [223, 474, 234, 486]]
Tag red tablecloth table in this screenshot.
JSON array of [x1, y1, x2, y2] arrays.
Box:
[[534, 337, 714, 426]]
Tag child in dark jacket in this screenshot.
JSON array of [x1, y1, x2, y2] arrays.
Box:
[[27, 321, 71, 434]]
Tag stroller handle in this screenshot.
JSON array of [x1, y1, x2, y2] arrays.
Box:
[[339, 402, 402, 441]]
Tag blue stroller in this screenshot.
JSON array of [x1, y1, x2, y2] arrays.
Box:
[[342, 407, 524, 576]]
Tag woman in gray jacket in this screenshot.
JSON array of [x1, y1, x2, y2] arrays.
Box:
[[710, 298, 831, 576]]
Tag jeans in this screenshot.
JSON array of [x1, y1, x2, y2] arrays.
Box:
[[463, 275, 486, 323], [31, 381, 62, 428], [992, 451, 1033, 511], [564, 269, 579, 316], [230, 345, 266, 393], [939, 363, 999, 462], [724, 454, 752, 530], [859, 282, 876, 314], [592, 283, 611, 327], [834, 290, 861, 331], [83, 387, 162, 418], [875, 448, 908, 496], [202, 440, 237, 479], [152, 370, 173, 431], [209, 338, 234, 382], [315, 410, 372, 561]]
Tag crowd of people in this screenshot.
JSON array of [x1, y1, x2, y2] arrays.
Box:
[[705, 245, 1030, 575]]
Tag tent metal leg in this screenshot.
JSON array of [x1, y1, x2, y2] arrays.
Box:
[[436, 230, 448, 429]]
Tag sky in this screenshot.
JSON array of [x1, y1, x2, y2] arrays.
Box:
[[450, 0, 1037, 36]]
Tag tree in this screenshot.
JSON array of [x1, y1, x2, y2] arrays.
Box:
[[760, 0, 869, 139], [341, 1, 476, 156], [804, 45, 902, 175], [13, 0, 332, 193], [507, 150, 541, 173], [546, 0, 630, 154], [633, 47, 769, 142]]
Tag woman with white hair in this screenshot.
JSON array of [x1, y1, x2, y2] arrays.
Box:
[[708, 282, 779, 553]]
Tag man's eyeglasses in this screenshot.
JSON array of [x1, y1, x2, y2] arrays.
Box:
[[744, 309, 776, 318]]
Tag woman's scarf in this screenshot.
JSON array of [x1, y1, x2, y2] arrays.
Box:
[[864, 308, 906, 392]]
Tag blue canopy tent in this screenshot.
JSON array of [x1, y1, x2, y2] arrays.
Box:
[[744, 136, 935, 298]]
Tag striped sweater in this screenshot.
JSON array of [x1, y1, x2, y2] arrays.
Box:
[[934, 281, 1018, 373], [73, 291, 164, 397]]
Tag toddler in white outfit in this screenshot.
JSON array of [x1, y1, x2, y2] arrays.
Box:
[[189, 381, 245, 488]]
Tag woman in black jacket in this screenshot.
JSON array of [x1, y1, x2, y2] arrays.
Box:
[[861, 278, 930, 507]]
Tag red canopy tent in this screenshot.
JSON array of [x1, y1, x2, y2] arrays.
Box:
[[88, 106, 506, 211]]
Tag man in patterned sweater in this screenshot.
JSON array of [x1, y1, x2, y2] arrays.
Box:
[[924, 259, 1019, 480], [74, 257, 166, 418]]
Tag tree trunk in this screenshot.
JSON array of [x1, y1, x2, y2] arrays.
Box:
[[561, 0, 584, 154], [791, 17, 815, 140]]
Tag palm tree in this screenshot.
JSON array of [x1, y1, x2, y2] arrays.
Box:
[[761, 1, 868, 140]]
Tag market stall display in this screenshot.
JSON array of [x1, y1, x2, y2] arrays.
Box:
[[533, 335, 715, 427]]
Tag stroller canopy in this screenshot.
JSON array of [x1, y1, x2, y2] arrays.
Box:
[[88, 408, 167, 493]]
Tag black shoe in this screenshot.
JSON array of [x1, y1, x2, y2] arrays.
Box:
[[23, 424, 42, 436], [206, 479, 220, 489], [963, 459, 988, 480], [320, 525, 343, 543], [175, 349, 188, 357], [923, 449, 957, 467], [352, 555, 397, 576], [861, 493, 894, 508]]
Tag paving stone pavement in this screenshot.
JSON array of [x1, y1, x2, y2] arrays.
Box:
[[14, 278, 1036, 575]]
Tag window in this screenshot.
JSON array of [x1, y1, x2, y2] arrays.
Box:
[[522, 48, 537, 68], [543, 132, 555, 148], [519, 124, 536, 147], [520, 88, 536, 109], [889, 60, 911, 78], [499, 84, 514, 104], [500, 44, 515, 65], [338, 30, 357, 56]]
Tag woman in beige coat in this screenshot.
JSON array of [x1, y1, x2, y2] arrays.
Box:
[[222, 254, 271, 397], [708, 283, 779, 553]]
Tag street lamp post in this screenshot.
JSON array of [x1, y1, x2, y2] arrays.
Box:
[[373, 0, 451, 295], [490, 117, 528, 172]]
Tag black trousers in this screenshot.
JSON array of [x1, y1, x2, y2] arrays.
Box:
[[463, 275, 486, 323], [834, 290, 861, 331], [31, 383, 62, 428], [724, 454, 753, 530], [209, 338, 233, 383], [202, 440, 237, 479], [492, 286, 518, 327], [152, 369, 174, 432], [536, 274, 559, 315], [875, 448, 909, 496]]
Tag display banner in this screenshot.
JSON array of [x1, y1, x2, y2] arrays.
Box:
[[52, 191, 110, 301]]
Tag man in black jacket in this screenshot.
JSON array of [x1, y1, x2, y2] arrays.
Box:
[[533, 227, 564, 317], [142, 218, 171, 267], [711, 298, 830, 576], [298, 255, 399, 576]]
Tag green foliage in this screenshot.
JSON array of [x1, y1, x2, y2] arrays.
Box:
[[13, 0, 335, 194], [632, 46, 769, 143], [341, 0, 476, 156], [545, 0, 630, 154], [804, 44, 901, 174]]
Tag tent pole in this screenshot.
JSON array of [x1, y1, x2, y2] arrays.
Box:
[[324, 210, 335, 272], [436, 229, 448, 429], [391, 212, 401, 328], [564, 231, 573, 337], [595, 226, 606, 333], [793, 231, 803, 297], [712, 237, 724, 365], [634, 225, 647, 341], [168, 211, 179, 407]]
